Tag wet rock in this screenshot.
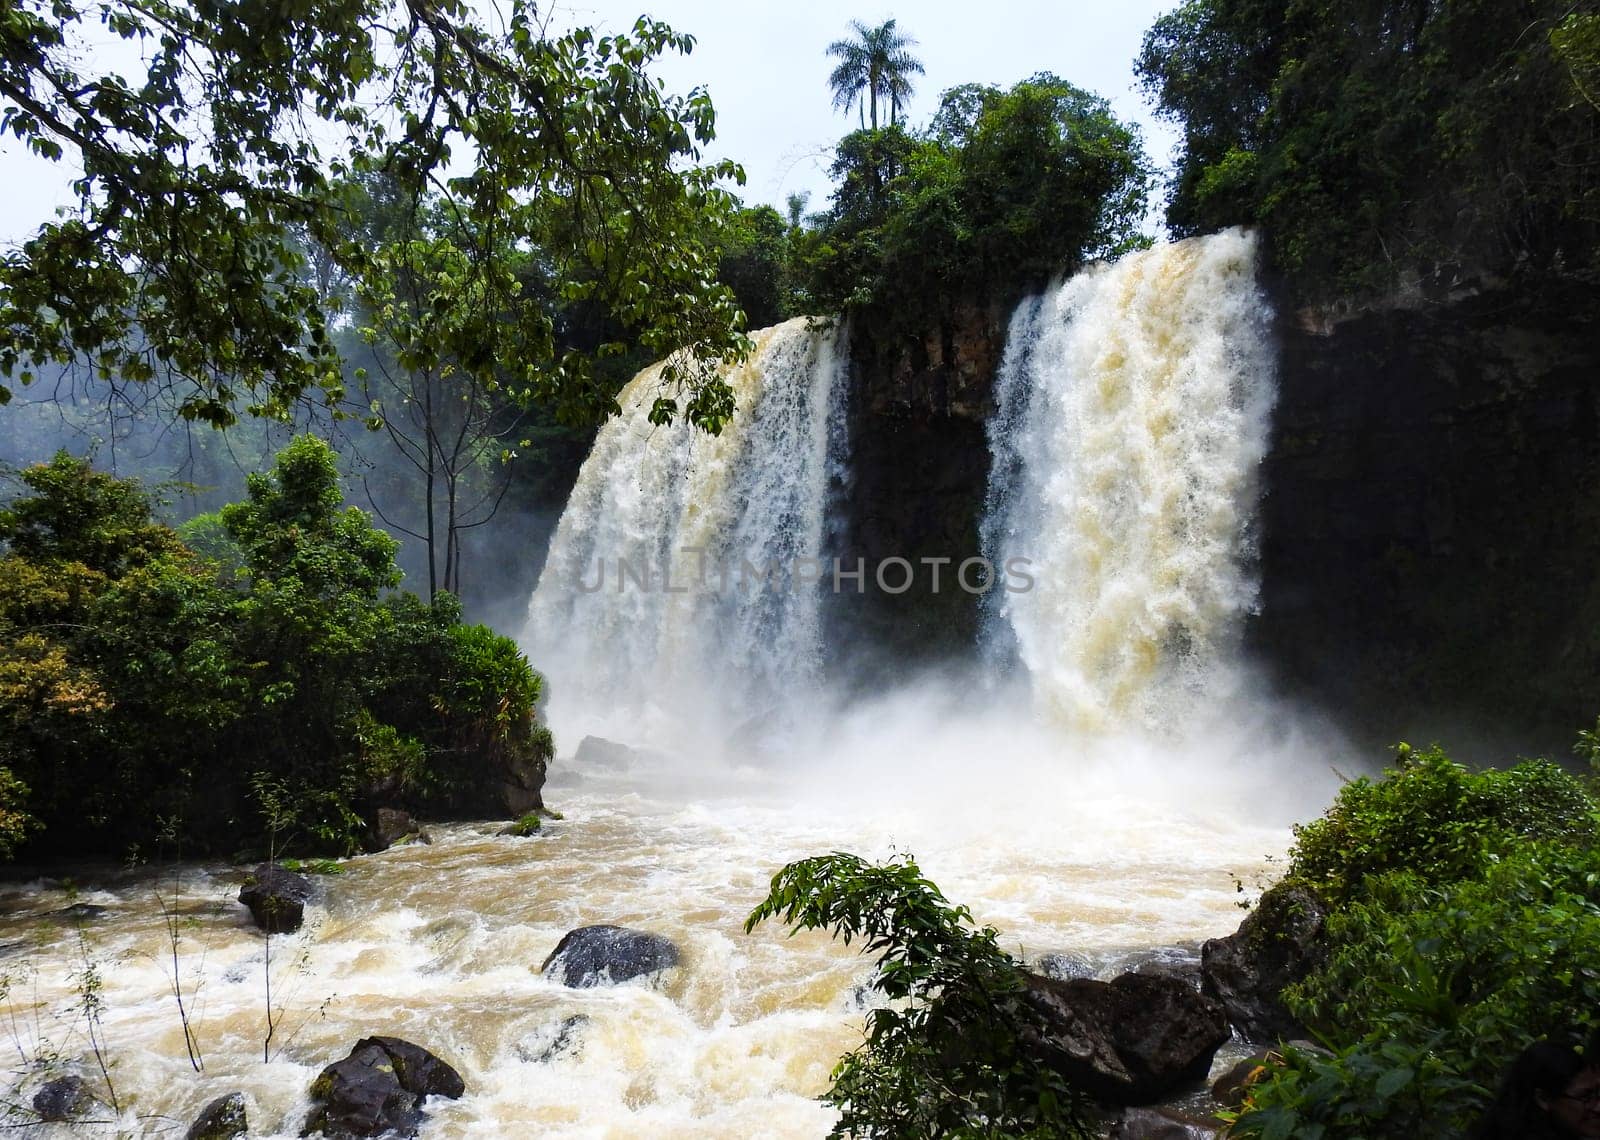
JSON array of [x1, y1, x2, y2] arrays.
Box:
[[497, 812, 543, 838], [185, 1091, 248, 1139], [303, 1037, 463, 1138], [367, 808, 430, 852], [541, 924, 680, 988], [33, 1075, 91, 1121], [1031, 951, 1096, 981], [1201, 884, 1327, 1043], [1210, 1051, 1276, 1108], [238, 863, 311, 934], [1125, 945, 1204, 989], [515, 1014, 588, 1063], [49, 902, 109, 922], [1020, 971, 1231, 1105], [573, 736, 638, 770], [845, 976, 883, 1011], [1107, 1105, 1225, 1138]]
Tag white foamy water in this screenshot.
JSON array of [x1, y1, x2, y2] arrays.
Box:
[[0, 232, 1350, 1136], [0, 722, 1309, 1137], [522, 318, 849, 743], [983, 229, 1277, 732]]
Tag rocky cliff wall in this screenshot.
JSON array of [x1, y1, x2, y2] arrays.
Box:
[[835, 278, 1600, 755], [1254, 280, 1600, 757], [825, 301, 1008, 670]]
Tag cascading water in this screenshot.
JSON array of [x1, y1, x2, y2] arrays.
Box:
[[982, 228, 1277, 732], [0, 235, 1341, 1139], [523, 318, 849, 739]]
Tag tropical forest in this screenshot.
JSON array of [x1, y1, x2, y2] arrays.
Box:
[[0, 0, 1597, 1135]]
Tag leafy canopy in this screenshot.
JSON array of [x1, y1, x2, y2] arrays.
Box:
[[0, 0, 750, 429], [795, 75, 1149, 339], [0, 440, 552, 858], [1137, 0, 1600, 301]]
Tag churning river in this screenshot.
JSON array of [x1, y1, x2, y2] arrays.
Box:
[[0, 229, 1352, 1134], [0, 726, 1318, 1137]]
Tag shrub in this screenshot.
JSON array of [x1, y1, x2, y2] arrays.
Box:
[[503, 812, 542, 837], [1286, 744, 1597, 908], [1232, 740, 1600, 1137], [1236, 843, 1600, 1137], [746, 852, 1097, 1139]]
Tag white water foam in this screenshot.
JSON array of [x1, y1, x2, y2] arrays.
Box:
[[982, 229, 1277, 732]]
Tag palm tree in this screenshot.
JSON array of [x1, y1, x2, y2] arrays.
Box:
[[826, 19, 925, 130]]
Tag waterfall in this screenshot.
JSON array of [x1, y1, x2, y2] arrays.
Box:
[[523, 317, 850, 731], [981, 229, 1276, 732]]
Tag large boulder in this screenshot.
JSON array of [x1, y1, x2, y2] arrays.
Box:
[[1020, 971, 1231, 1105], [185, 1092, 248, 1139], [1200, 883, 1327, 1043], [303, 1037, 464, 1138], [238, 863, 311, 934], [540, 925, 680, 988], [33, 1075, 90, 1121], [1030, 951, 1096, 981], [1123, 945, 1203, 989], [573, 736, 639, 770], [491, 739, 547, 817], [366, 808, 430, 853]]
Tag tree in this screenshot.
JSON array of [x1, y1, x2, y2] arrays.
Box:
[[1, 0, 750, 432], [795, 76, 1149, 338], [784, 191, 811, 230], [1136, 0, 1600, 302], [825, 18, 924, 131], [0, 440, 553, 858], [319, 178, 530, 598]]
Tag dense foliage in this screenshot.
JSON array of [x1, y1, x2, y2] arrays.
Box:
[[1137, 0, 1600, 302], [792, 75, 1149, 338], [1, 0, 749, 429], [0, 438, 552, 858], [1231, 745, 1600, 1138], [1286, 744, 1598, 908], [746, 852, 1096, 1140]]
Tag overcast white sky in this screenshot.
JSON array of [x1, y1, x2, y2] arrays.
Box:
[[0, 1, 1180, 244]]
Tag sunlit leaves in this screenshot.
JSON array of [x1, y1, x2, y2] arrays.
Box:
[[1, 0, 750, 431]]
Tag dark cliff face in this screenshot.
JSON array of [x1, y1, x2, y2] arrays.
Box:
[[825, 301, 1010, 670], [1252, 280, 1600, 758], [834, 277, 1600, 756]]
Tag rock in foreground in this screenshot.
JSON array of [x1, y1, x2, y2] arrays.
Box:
[[541, 925, 680, 988], [1020, 971, 1231, 1105], [1201, 883, 1327, 1042], [304, 1037, 464, 1138], [33, 1075, 90, 1121], [185, 1092, 248, 1139], [238, 863, 311, 934]]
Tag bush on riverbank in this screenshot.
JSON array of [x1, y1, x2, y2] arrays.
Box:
[[747, 852, 1100, 1139], [1230, 743, 1600, 1137], [0, 438, 552, 859]]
